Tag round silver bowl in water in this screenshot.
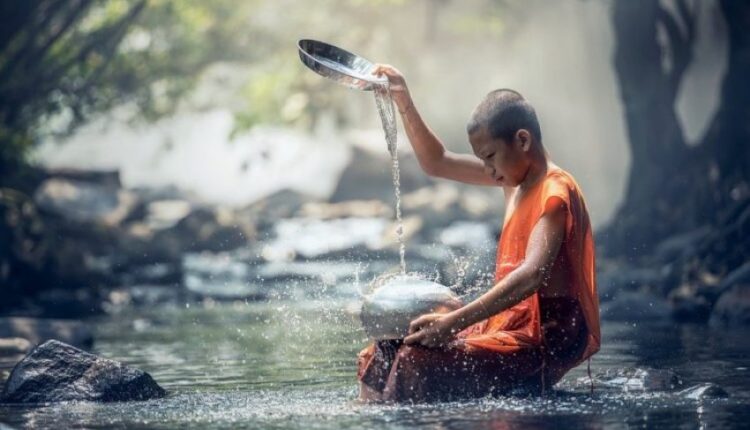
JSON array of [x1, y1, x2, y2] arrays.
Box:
[[361, 275, 463, 340], [298, 39, 387, 91]]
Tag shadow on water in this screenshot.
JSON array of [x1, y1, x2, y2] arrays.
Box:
[[0, 297, 748, 429]]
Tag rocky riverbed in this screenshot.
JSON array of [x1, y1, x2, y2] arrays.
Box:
[[1, 148, 749, 409]]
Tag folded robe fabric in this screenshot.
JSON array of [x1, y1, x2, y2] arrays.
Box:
[[463, 168, 600, 369]]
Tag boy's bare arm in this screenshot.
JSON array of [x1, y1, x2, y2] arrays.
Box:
[[373, 64, 496, 187], [455, 204, 566, 325], [404, 204, 567, 347]]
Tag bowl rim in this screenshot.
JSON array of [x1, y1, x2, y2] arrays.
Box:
[[297, 38, 387, 87]]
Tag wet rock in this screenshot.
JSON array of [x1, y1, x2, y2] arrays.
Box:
[[130, 184, 196, 204], [153, 207, 255, 255], [330, 147, 431, 203], [599, 292, 671, 321], [718, 262, 750, 292], [0, 189, 50, 311], [34, 179, 138, 226], [43, 168, 122, 188], [262, 217, 389, 260], [597, 368, 683, 392], [0, 340, 166, 403], [678, 383, 729, 399], [0, 318, 93, 350], [668, 285, 712, 323], [711, 282, 750, 326], [243, 189, 316, 231], [28, 287, 105, 318], [653, 226, 711, 263], [0, 338, 32, 372], [256, 259, 393, 286], [0, 338, 31, 356], [597, 266, 668, 302], [142, 199, 193, 230], [183, 253, 264, 300], [105, 285, 184, 312], [401, 185, 463, 236], [298, 199, 392, 219], [117, 262, 182, 286]]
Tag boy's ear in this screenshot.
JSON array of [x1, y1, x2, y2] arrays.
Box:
[[516, 129, 532, 151]]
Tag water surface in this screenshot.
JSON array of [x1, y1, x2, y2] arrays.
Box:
[[1, 298, 747, 429]]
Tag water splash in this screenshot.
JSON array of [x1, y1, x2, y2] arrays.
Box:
[[373, 84, 406, 274]]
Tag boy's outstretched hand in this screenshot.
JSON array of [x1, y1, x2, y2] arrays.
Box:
[[404, 312, 459, 348], [372, 64, 413, 113]]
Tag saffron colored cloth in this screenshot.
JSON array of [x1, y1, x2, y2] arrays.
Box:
[[357, 168, 600, 402]]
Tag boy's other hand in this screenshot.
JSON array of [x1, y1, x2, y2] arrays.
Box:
[[404, 312, 458, 348], [372, 64, 412, 113]]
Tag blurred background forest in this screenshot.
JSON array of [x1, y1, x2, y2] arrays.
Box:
[[0, 0, 748, 324]]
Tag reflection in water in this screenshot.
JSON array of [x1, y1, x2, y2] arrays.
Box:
[[0, 299, 747, 429]]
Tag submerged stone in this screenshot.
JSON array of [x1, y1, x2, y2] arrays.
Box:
[[596, 367, 683, 392], [679, 382, 729, 399], [1, 340, 166, 404]]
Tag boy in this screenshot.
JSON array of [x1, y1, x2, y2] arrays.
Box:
[[357, 64, 601, 402]]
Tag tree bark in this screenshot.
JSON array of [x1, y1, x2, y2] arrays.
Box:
[[604, 0, 750, 258]]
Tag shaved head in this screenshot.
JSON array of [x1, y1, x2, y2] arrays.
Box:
[[466, 89, 542, 142]]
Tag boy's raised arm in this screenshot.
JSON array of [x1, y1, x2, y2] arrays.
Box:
[[372, 64, 496, 187]]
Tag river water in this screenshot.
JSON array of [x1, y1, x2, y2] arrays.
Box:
[[0, 294, 747, 429]]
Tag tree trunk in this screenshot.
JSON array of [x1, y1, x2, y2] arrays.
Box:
[[604, 0, 750, 258]]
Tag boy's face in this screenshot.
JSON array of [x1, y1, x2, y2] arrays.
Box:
[[469, 126, 532, 187]]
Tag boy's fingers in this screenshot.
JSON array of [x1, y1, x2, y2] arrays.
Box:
[[403, 331, 424, 345], [371, 64, 400, 78], [408, 315, 432, 333]]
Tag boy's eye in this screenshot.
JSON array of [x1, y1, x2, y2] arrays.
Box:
[[485, 153, 495, 160]]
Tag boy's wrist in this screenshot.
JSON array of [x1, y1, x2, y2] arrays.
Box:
[[445, 308, 468, 333], [398, 98, 414, 115]]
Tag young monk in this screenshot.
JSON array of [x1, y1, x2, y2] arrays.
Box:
[[357, 65, 601, 402]]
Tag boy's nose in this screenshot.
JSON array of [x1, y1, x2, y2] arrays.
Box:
[[483, 164, 494, 176]]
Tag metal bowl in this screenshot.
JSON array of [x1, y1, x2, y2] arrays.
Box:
[[298, 39, 387, 91], [361, 275, 463, 340]]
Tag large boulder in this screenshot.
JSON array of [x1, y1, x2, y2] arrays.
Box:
[[400, 184, 500, 240], [711, 282, 750, 326], [152, 207, 255, 255], [1, 340, 166, 403], [242, 189, 317, 232], [34, 179, 138, 227], [42, 168, 122, 188], [329, 147, 431, 203]]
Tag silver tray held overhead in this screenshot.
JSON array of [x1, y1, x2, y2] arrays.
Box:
[[298, 39, 387, 91]]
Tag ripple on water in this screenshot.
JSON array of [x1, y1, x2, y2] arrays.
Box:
[[0, 303, 747, 429], [0, 385, 738, 429]]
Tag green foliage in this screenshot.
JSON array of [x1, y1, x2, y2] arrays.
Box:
[[0, 0, 511, 174], [0, 0, 262, 174]]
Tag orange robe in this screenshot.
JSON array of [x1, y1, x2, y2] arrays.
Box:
[[358, 167, 600, 401]]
